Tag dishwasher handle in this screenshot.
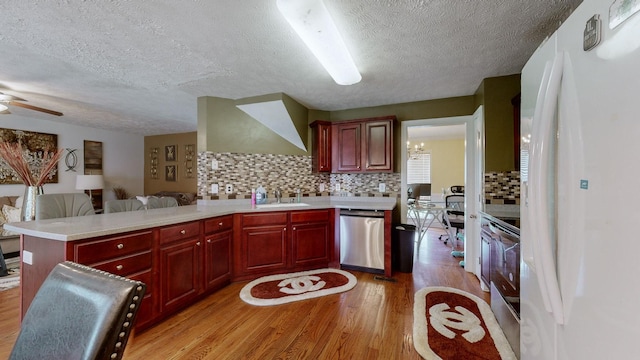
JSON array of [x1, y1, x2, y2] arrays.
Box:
[[339, 209, 385, 218]]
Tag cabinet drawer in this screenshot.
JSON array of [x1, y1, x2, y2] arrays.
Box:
[[242, 212, 287, 227], [75, 231, 153, 264], [204, 215, 233, 234], [291, 209, 330, 224], [90, 251, 152, 277], [159, 221, 200, 245]]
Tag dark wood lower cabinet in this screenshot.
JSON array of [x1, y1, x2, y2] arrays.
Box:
[[160, 237, 202, 314], [19, 210, 338, 332], [233, 209, 333, 281], [204, 230, 232, 291]]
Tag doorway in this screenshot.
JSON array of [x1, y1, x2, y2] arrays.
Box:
[[401, 110, 484, 277]]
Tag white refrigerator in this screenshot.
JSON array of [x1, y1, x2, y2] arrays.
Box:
[[520, 0, 640, 359]]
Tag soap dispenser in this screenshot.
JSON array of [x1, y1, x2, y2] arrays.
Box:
[[256, 185, 267, 204]]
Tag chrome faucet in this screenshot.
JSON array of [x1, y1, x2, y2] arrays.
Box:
[[275, 188, 282, 203]]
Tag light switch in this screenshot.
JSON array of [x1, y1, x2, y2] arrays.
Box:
[[335, 183, 341, 192], [23, 250, 33, 265], [379, 183, 386, 192], [319, 183, 325, 192], [211, 159, 219, 170], [210, 184, 219, 194]]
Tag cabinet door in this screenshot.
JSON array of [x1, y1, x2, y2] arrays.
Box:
[[310, 120, 332, 173], [363, 120, 393, 172], [241, 225, 288, 273], [160, 237, 202, 313], [204, 230, 231, 291], [291, 222, 329, 268], [332, 122, 361, 172]]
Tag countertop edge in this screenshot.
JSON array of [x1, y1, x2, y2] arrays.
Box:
[[4, 197, 397, 241]]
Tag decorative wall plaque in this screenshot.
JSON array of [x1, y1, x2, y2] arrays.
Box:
[[184, 144, 194, 178]]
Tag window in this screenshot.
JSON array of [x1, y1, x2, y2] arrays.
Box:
[[407, 152, 431, 184]]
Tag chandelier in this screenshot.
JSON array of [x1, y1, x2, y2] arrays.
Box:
[[407, 141, 425, 160]]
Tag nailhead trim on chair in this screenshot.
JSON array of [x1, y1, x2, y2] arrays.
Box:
[[60, 261, 146, 360]]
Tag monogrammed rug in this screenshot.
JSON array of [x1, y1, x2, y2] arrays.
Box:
[[239, 268, 357, 306], [413, 287, 516, 360]]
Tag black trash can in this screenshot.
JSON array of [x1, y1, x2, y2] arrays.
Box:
[[392, 224, 416, 273]]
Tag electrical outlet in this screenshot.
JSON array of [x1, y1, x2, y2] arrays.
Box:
[[211, 159, 219, 170], [379, 183, 386, 192], [210, 184, 219, 194], [335, 183, 341, 192], [225, 184, 233, 193]]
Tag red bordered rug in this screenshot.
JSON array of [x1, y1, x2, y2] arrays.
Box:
[[413, 287, 516, 360], [239, 268, 357, 306]]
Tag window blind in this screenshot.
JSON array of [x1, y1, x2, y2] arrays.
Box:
[[407, 153, 431, 184]]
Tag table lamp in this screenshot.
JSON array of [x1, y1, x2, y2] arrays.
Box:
[[76, 174, 104, 203]]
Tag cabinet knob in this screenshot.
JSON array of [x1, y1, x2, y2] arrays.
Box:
[[196, 242, 201, 246], [117, 243, 124, 249], [292, 227, 296, 230], [218, 222, 223, 227], [284, 227, 287, 231], [116, 265, 123, 271], [207, 239, 212, 243], [180, 229, 186, 235]]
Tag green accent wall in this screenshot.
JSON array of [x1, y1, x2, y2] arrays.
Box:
[[197, 95, 309, 156], [475, 74, 521, 171], [197, 74, 521, 171]]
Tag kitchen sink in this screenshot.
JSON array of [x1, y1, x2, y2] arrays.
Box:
[[255, 202, 310, 209]]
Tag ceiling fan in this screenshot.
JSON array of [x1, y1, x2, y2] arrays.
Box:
[[0, 92, 63, 116]]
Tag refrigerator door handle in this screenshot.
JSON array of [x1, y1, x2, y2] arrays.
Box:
[[534, 51, 565, 325], [528, 60, 554, 315]]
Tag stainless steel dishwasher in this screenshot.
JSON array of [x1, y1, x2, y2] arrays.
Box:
[[339, 209, 385, 273]]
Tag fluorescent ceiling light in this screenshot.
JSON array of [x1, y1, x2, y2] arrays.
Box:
[[277, 0, 361, 85]]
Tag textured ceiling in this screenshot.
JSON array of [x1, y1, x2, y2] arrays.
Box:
[[0, 0, 581, 135]]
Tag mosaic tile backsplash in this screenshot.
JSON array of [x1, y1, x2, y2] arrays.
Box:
[[198, 152, 401, 200], [484, 171, 520, 204]]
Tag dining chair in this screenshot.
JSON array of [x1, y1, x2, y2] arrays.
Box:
[[9, 261, 146, 360], [35, 193, 96, 220], [439, 194, 465, 246]]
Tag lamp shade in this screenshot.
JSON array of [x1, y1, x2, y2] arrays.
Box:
[[76, 175, 104, 191]]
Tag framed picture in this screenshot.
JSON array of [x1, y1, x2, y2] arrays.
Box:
[[165, 165, 177, 182], [0, 128, 59, 184], [165, 145, 176, 162]]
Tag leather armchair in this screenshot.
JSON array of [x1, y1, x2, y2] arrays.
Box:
[[104, 199, 145, 213], [9, 261, 146, 360], [35, 193, 95, 220]]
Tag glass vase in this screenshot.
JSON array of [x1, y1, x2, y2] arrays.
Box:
[[21, 186, 44, 221]]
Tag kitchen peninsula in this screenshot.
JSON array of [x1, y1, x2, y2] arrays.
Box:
[[5, 196, 395, 331]]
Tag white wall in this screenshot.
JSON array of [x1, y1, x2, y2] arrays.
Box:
[[0, 115, 144, 201]]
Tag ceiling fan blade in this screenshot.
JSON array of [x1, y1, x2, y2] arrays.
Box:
[[9, 101, 63, 116]]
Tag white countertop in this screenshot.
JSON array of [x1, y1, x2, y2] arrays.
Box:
[[3, 196, 397, 242]]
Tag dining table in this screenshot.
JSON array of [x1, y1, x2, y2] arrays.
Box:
[[407, 201, 456, 249]]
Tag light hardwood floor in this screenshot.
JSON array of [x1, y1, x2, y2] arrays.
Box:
[[0, 228, 488, 359]]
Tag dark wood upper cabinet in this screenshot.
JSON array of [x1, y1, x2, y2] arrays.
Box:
[[330, 115, 395, 173], [310, 120, 332, 173], [332, 122, 362, 172]]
